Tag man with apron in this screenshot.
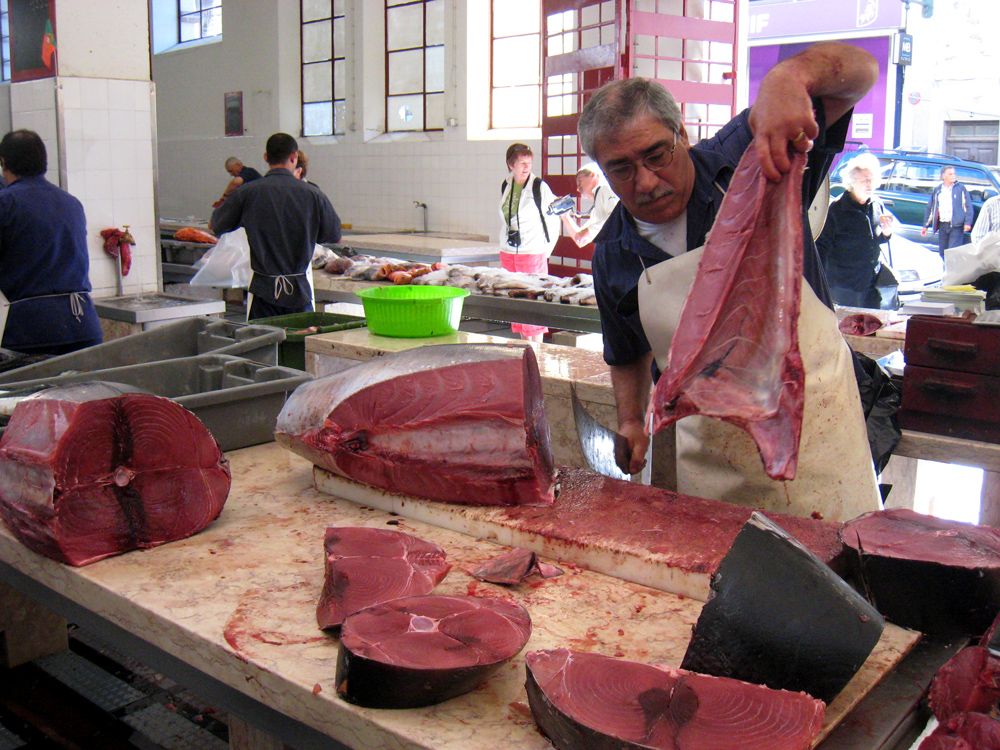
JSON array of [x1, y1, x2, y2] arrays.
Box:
[[578, 42, 882, 522], [210, 133, 341, 321], [0, 130, 102, 355]]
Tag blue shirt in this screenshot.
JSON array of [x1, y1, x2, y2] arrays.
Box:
[[592, 104, 849, 368], [0, 176, 102, 353]]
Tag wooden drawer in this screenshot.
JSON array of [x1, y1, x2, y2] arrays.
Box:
[[900, 364, 1000, 443], [904, 315, 1000, 376]]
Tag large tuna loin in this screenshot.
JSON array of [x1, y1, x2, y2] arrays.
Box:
[[0, 382, 230, 566], [275, 344, 555, 506], [682, 512, 884, 704], [316, 526, 450, 631], [336, 594, 531, 708], [841, 508, 1000, 635], [525, 649, 825, 750], [929, 646, 1000, 721], [920, 712, 1000, 749], [650, 148, 806, 480]]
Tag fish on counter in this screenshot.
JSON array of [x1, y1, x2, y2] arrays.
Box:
[[173, 226, 218, 244], [525, 649, 825, 750], [316, 526, 450, 632], [0, 382, 230, 566], [336, 595, 531, 708], [275, 344, 556, 506]]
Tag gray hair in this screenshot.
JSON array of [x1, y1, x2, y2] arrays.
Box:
[[578, 78, 683, 160], [224, 156, 242, 169], [842, 151, 882, 192]]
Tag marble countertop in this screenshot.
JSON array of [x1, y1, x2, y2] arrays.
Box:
[[0, 443, 918, 749]]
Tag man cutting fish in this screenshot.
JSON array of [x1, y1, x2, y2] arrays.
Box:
[[579, 42, 882, 522]]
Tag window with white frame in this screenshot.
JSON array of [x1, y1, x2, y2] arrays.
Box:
[[385, 0, 444, 132], [179, 0, 221, 44], [490, 0, 541, 129], [302, 0, 346, 136], [0, 0, 9, 81]]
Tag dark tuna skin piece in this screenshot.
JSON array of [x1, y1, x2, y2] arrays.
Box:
[[682, 512, 884, 704], [841, 508, 1000, 636], [0, 383, 230, 566], [525, 649, 824, 750], [336, 595, 530, 708]]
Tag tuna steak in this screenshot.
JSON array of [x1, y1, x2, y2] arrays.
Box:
[[0, 382, 230, 566], [336, 594, 531, 708], [275, 344, 555, 506], [841, 508, 1000, 635], [920, 712, 1000, 749], [650, 149, 807, 481], [316, 526, 450, 631], [682, 512, 883, 704], [525, 649, 825, 750], [929, 647, 1000, 721]]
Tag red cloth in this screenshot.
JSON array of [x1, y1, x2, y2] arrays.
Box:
[[500, 251, 549, 337]]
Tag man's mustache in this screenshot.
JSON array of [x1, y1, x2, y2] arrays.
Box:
[[635, 186, 673, 205]]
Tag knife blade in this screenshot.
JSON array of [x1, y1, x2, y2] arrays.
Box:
[[571, 384, 630, 480]]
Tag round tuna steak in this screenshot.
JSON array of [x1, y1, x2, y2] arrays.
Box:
[[525, 649, 825, 750], [336, 594, 531, 708], [316, 526, 451, 631], [0, 383, 231, 566]]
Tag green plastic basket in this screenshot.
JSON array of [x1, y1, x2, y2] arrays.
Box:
[[356, 285, 469, 338], [252, 312, 366, 369]]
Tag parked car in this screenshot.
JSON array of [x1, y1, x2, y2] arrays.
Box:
[[880, 234, 943, 301], [830, 149, 1000, 244]]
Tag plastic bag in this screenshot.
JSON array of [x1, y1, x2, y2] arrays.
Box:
[[189, 228, 252, 288], [943, 231, 1000, 285], [851, 351, 901, 475]]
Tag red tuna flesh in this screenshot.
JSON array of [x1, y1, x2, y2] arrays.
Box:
[[472, 547, 563, 585], [525, 649, 824, 750], [839, 313, 884, 336], [841, 508, 1000, 635], [336, 594, 531, 708], [920, 712, 1000, 750], [316, 526, 450, 631], [0, 383, 230, 566], [650, 148, 807, 480], [275, 344, 555, 506], [929, 647, 1000, 722]]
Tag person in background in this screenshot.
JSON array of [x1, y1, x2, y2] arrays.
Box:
[[499, 143, 559, 342], [294, 150, 313, 184], [921, 166, 973, 256], [817, 152, 893, 308], [210, 133, 341, 321], [212, 156, 262, 208], [972, 193, 1000, 244], [559, 163, 619, 248], [0, 130, 102, 354]]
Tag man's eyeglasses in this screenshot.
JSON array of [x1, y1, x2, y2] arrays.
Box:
[[604, 139, 678, 183]]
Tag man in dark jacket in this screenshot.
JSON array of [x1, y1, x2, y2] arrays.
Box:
[[921, 166, 973, 256], [210, 133, 341, 320]]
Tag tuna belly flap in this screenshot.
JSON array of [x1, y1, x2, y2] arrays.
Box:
[[275, 348, 555, 506], [642, 148, 879, 521]]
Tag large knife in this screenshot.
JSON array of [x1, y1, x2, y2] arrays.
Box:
[[571, 384, 630, 480]]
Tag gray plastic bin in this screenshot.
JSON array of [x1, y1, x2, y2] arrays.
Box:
[[0, 317, 285, 384], [1, 354, 311, 451]]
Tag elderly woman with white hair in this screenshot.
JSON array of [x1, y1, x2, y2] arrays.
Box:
[[816, 152, 894, 308]]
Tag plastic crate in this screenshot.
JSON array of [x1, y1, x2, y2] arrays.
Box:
[[355, 286, 468, 338], [0, 354, 311, 451], [252, 312, 366, 370], [0, 317, 285, 385]]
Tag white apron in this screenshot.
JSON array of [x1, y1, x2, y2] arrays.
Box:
[[638, 244, 880, 523]]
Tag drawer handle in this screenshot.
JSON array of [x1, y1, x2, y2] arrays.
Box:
[[920, 379, 977, 398], [927, 338, 978, 356]]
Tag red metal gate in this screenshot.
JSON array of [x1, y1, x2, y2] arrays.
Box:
[[540, 0, 740, 276]]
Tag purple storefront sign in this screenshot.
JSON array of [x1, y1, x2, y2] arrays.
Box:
[[749, 0, 903, 38], [749, 37, 891, 151]]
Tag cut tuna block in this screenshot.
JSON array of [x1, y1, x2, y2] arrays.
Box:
[[682, 512, 883, 704], [525, 649, 824, 750], [316, 526, 450, 631], [650, 149, 806, 480], [0, 382, 230, 566], [276, 344, 555, 506], [929, 646, 1000, 721], [336, 595, 531, 708], [841, 508, 1000, 635], [920, 712, 1000, 749]]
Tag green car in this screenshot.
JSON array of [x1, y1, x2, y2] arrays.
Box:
[[829, 149, 1000, 244]]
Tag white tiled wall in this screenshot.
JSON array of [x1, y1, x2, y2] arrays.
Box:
[[58, 77, 158, 297], [10, 79, 59, 184]]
